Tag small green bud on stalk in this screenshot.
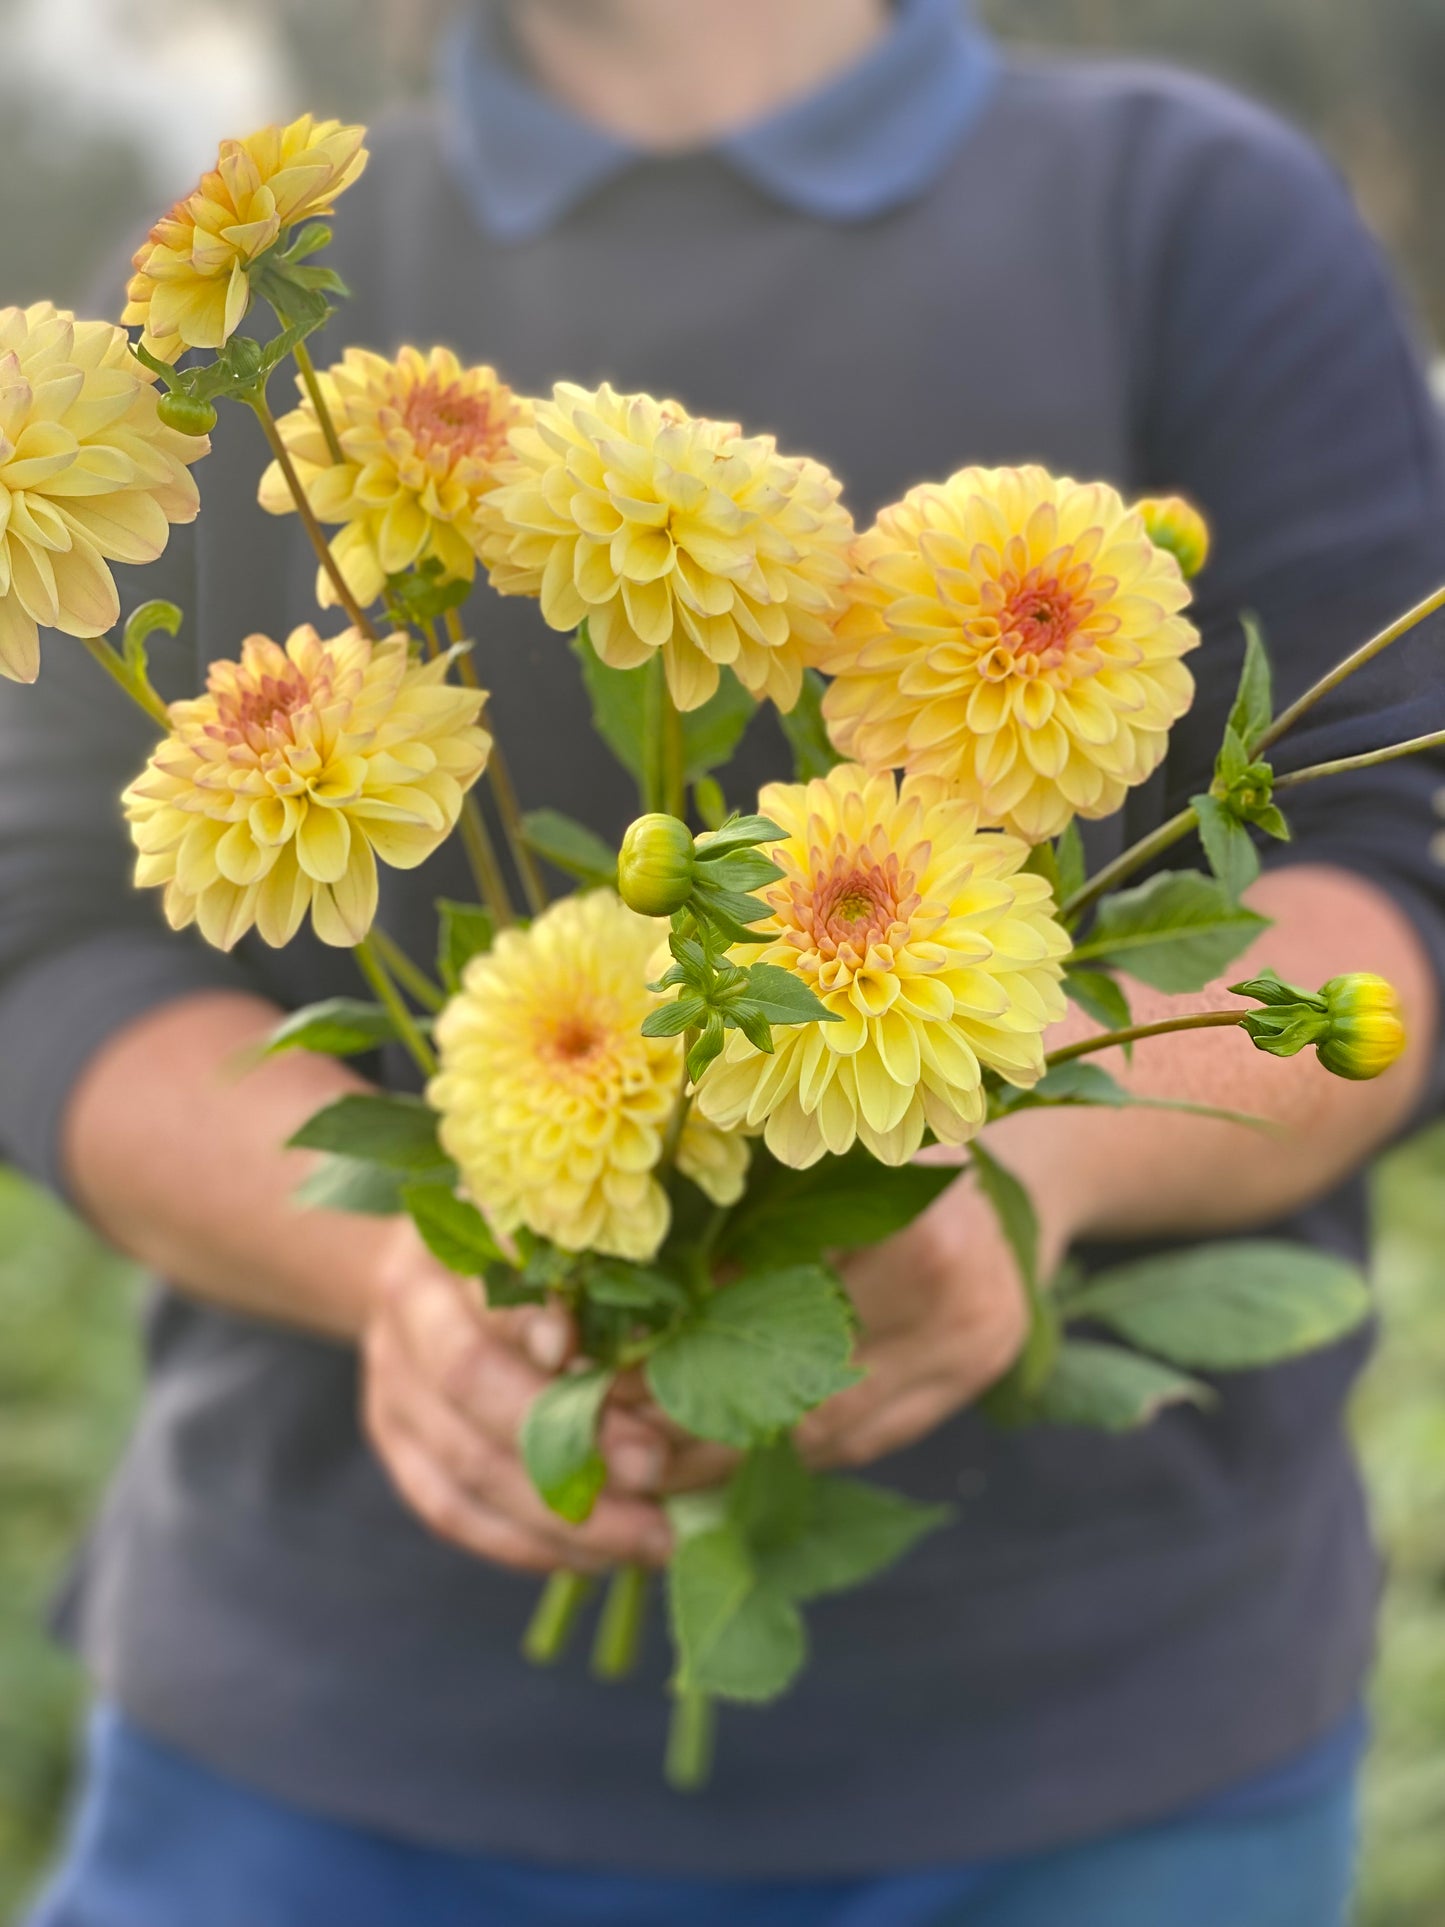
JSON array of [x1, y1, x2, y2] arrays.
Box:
[[156, 392, 217, 436], [1134, 494, 1210, 578], [618, 813, 695, 917], [1317, 973, 1406, 1080]]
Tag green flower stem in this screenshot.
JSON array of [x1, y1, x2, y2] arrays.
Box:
[[1043, 1008, 1246, 1069], [522, 1569, 595, 1665], [591, 1564, 650, 1681], [665, 1689, 716, 1793], [1059, 806, 1197, 924], [352, 934, 437, 1078], [641, 654, 669, 814], [1255, 580, 1445, 755], [79, 633, 172, 732], [662, 695, 687, 822], [249, 393, 377, 639], [368, 925, 445, 1013], [659, 1032, 698, 1176], [447, 610, 549, 917], [458, 797, 517, 928], [1272, 727, 1445, 790], [291, 337, 345, 465]]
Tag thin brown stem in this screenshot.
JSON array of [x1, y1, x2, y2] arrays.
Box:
[[250, 393, 377, 638], [292, 338, 345, 465], [369, 925, 445, 1013], [446, 609, 549, 916], [1060, 807, 1196, 925], [1255, 580, 1445, 754], [1043, 1009, 1246, 1070], [458, 799, 517, 928]]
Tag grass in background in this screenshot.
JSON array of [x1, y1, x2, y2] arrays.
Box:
[[0, 1140, 1443, 1923]]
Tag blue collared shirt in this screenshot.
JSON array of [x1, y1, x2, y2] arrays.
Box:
[[439, 0, 1000, 241]]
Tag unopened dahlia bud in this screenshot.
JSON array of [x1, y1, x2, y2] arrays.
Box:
[[157, 392, 218, 436], [618, 814, 695, 917], [1317, 974, 1406, 1081], [1135, 494, 1210, 578]]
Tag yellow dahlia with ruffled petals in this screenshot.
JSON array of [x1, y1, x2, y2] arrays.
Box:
[[123, 115, 368, 359], [430, 891, 749, 1261], [478, 381, 854, 712], [259, 346, 527, 611], [0, 303, 207, 683], [123, 626, 489, 951], [693, 765, 1070, 1168], [816, 466, 1199, 842]]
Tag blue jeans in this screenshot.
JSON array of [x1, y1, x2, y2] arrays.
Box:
[[30, 1706, 1359, 1927]]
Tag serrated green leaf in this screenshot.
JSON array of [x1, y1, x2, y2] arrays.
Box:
[[756, 1476, 950, 1601], [641, 996, 707, 1038], [520, 809, 618, 887], [1033, 1340, 1213, 1431], [667, 1525, 806, 1701], [1192, 792, 1261, 901], [1227, 615, 1274, 753], [727, 1437, 813, 1552], [694, 814, 786, 858], [293, 1154, 409, 1216], [1072, 870, 1269, 993], [401, 1183, 504, 1275], [699, 848, 783, 892], [718, 1144, 958, 1271], [287, 1093, 453, 1176], [741, 962, 838, 1026], [1064, 967, 1132, 1034], [263, 998, 399, 1059], [521, 1368, 612, 1523], [646, 1265, 860, 1447], [579, 1258, 688, 1314], [777, 668, 842, 781], [1066, 1240, 1370, 1370], [729, 1003, 776, 1053], [437, 899, 494, 992]]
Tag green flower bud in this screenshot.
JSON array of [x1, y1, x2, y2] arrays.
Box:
[[617, 813, 695, 917], [1134, 494, 1210, 578], [1316, 973, 1406, 1080], [156, 392, 217, 436]]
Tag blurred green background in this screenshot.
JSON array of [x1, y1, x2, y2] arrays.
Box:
[[2, 0, 1444, 1921]]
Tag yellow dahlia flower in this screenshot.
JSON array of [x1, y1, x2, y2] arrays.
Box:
[[124, 626, 489, 951], [1318, 974, 1406, 1081], [0, 303, 207, 683], [430, 891, 749, 1262], [258, 346, 527, 611], [693, 765, 1070, 1168], [123, 115, 368, 359], [478, 381, 854, 713], [816, 466, 1199, 843]]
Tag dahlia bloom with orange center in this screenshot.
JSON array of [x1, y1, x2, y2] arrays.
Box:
[[123, 115, 368, 360], [815, 466, 1200, 843], [0, 303, 207, 683], [694, 764, 1071, 1167], [430, 891, 749, 1261], [123, 625, 490, 951], [477, 381, 854, 712], [259, 346, 528, 611]]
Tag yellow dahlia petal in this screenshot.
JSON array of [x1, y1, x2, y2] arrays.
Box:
[[693, 763, 1071, 1167], [429, 891, 749, 1261], [124, 625, 490, 951], [478, 382, 854, 714], [817, 466, 1201, 841]]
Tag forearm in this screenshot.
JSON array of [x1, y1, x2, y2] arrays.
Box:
[[988, 865, 1438, 1252], [62, 991, 382, 1340]]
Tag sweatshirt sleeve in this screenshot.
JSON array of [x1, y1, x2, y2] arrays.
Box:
[[1118, 77, 1445, 1110], [0, 519, 258, 1195]]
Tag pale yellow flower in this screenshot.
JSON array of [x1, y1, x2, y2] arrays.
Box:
[[477, 381, 854, 712], [816, 466, 1199, 843], [0, 303, 207, 683], [124, 626, 489, 951], [430, 890, 749, 1261], [694, 765, 1070, 1167], [123, 115, 368, 359], [259, 346, 527, 611]]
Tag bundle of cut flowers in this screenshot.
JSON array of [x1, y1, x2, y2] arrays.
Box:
[[5, 113, 1437, 1786]]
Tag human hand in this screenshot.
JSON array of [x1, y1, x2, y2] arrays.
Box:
[[361, 1222, 674, 1574]]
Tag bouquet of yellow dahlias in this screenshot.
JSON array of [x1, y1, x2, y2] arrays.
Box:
[[10, 110, 1442, 1788]]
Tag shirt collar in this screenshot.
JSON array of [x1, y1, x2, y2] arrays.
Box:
[[440, 0, 998, 242]]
